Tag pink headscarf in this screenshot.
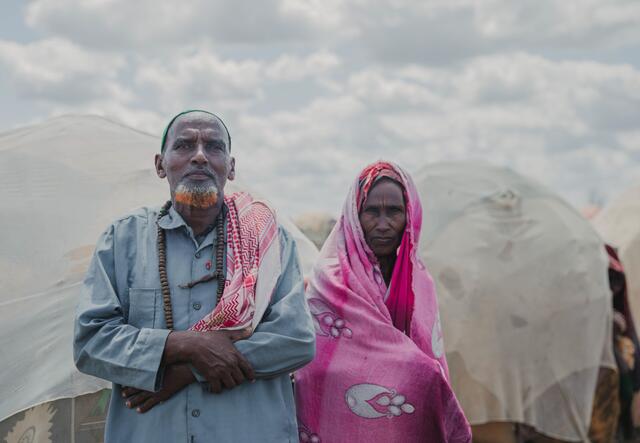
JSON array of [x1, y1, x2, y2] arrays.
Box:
[[295, 161, 471, 443], [358, 162, 414, 334]]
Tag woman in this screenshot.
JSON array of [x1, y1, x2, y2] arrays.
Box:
[[295, 161, 471, 442]]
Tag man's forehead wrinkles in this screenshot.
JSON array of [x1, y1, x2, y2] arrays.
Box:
[[174, 127, 223, 139], [200, 128, 224, 140], [174, 128, 199, 140], [175, 119, 224, 132], [174, 113, 216, 126]]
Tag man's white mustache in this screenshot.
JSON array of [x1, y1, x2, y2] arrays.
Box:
[[185, 169, 216, 179]]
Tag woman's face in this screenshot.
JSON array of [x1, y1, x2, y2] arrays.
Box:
[[359, 178, 407, 258]]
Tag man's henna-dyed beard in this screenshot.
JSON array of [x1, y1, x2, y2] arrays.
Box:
[[174, 182, 219, 208]]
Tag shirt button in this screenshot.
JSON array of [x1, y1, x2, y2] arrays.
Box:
[[195, 252, 201, 259], [192, 409, 200, 417], [193, 303, 201, 310]]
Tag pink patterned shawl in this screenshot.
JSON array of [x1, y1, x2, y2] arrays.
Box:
[[190, 192, 281, 332], [295, 162, 471, 443]]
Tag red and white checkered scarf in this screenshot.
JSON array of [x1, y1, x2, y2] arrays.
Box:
[[190, 192, 281, 332]]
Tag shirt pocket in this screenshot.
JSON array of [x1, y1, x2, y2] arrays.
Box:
[[127, 288, 159, 328]]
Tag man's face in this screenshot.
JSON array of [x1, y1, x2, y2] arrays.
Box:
[[155, 114, 235, 208]]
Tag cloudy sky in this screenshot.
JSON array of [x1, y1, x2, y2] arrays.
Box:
[[1, 0, 639, 216]]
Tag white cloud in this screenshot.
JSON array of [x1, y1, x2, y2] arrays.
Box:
[[280, 0, 345, 31], [46, 103, 164, 135], [134, 49, 264, 112], [0, 38, 129, 104], [25, 0, 342, 49], [265, 51, 340, 82], [340, 0, 640, 64], [17, 0, 640, 65], [224, 52, 640, 214], [617, 131, 640, 153], [131, 48, 342, 121], [232, 95, 373, 214], [26, 0, 193, 49], [2, 2, 640, 215], [474, 0, 640, 46]]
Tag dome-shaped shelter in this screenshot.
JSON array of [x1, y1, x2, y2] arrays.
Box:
[[0, 115, 318, 441], [293, 212, 336, 249], [594, 186, 640, 334], [415, 161, 614, 441]]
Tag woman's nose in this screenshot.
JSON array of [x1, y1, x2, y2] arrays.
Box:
[[376, 218, 392, 232]]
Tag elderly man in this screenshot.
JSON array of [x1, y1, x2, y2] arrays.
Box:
[[74, 110, 315, 442]]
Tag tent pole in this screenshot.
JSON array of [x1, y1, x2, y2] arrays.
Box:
[[70, 397, 75, 443]]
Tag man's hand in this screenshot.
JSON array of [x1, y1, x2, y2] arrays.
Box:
[[190, 329, 255, 393], [163, 328, 255, 393], [122, 364, 195, 413]]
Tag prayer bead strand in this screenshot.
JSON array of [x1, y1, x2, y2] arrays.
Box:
[[215, 213, 225, 303], [157, 201, 226, 330]]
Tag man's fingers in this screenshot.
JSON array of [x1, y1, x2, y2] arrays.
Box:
[[229, 365, 245, 385], [125, 392, 152, 409], [228, 327, 252, 342], [209, 378, 223, 394], [220, 372, 237, 390], [121, 387, 141, 398], [239, 327, 252, 339], [236, 354, 255, 381], [137, 396, 161, 414]]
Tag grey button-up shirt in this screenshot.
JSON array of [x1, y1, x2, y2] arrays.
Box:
[[74, 206, 315, 442]]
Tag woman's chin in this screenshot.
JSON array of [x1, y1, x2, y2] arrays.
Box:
[[372, 246, 396, 259]]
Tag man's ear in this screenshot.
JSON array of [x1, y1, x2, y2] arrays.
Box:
[[155, 154, 166, 178], [227, 157, 236, 181]]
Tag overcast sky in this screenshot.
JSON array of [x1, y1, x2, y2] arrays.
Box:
[[1, 0, 639, 216]]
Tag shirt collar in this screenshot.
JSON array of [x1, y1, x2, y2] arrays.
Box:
[[157, 205, 225, 250], [157, 205, 188, 230]]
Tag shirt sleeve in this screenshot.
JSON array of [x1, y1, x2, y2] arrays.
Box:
[[73, 223, 170, 392], [233, 226, 316, 378]]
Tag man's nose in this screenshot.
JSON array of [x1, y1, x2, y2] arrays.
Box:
[[191, 143, 208, 164]]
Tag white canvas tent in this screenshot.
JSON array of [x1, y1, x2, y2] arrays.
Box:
[[0, 115, 319, 442], [293, 212, 336, 249], [415, 161, 614, 441], [594, 185, 640, 334]]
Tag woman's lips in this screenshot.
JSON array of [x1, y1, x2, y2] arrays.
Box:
[[371, 237, 394, 244]]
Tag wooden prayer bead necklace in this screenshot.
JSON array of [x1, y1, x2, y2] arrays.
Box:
[[156, 201, 226, 330]]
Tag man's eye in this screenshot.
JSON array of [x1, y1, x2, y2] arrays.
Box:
[[206, 142, 225, 151]]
